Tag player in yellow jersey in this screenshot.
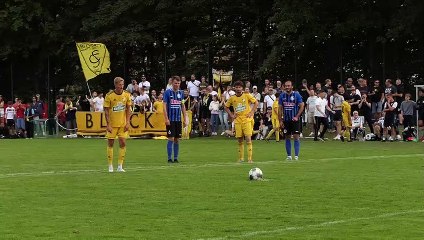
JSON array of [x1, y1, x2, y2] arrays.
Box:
[[224, 81, 258, 163], [340, 100, 352, 142], [104, 77, 133, 172], [153, 93, 164, 114], [265, 92, 281, 142]]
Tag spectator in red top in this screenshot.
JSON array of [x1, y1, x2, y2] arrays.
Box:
[[15, 99, 26, 137], [56, 96, 65, 126]]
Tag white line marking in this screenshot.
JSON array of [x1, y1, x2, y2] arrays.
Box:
[[0, 154, 422, 179], [198, 209, 424, 240]]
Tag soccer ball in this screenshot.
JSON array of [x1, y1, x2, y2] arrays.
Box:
[[249, 167, 263, 180], [365, 133, 375, 141]]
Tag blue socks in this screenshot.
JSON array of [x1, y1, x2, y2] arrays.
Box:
[[285, 139, 292, 156], [173, 142, 179, 160], [294, 139, 300, 157], [167, 140, 173, 160]]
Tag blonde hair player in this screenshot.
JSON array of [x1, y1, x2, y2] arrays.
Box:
[[104, 77, 133, 172], [224, 81, 258, 163]]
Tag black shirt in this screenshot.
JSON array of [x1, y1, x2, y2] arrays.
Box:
[[349, 94, 361, 115], [369, 85, 384, 103], [384, 85, 397, 95], [395, 84, 404, 104], [357, 86, 369, 96]]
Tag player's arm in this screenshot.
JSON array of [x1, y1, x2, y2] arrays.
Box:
[[124, 102, 132, 132], [181, 101, 188, 127], [296, 102, 305, 120], [224, 98, 234, 120], [248, 98, 258, 118], [104, 107, 112, 133]]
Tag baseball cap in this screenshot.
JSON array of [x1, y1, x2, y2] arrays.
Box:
[[252, 85, 257, 89]]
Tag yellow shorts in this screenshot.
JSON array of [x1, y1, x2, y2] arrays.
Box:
[[235, 121, 253, 138], [106, 127, 128, 139]]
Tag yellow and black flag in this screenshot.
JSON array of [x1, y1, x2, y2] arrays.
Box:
[[76, 42, 111, 81]]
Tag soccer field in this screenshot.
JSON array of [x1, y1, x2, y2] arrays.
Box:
[[0, 138, 423, 239]]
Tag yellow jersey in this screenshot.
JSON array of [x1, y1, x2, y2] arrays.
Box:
[[104, 90, 132, 127], [341, 101, 351, 118], [272, 100, 279, 120], [153, 101, 164, 114], [225, 93, 257, 124]]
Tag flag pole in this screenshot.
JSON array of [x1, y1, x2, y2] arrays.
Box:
[[86, 81, 93, 99]]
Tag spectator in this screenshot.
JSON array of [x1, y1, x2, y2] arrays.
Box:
[[126, 79, 139, 94], [0, 95, 4, 127], [166, 77, 173, 90], [348, 86, 361, 115], [187, 74, 201, 100], [219, 85, 232, 135], [330, 88, 344, 140], [15, 99, 26, 137], [56, 97, 65, 126], [322, 79, 332, 93], [153, 93, 164, 114], [263, 85, 276, 112], [314, 90, 334, 141], [64, 97, 77, 137], [139, 75, 151, 94], [92, 92, 104, 112], [384, 79, 397, 96], [351, 111, 365, 140], [358, 93, 374, 133], [77, 95, 91, 111], [252, 86, 261, 103], [209, 94, 220, 136], [199, 76, 208, 91], [382, 94, 397, 142], [305, 89, 318, 136], [373, 116, 385, 141], [400, 93, 416, 129], [244, 87, 250, 94], [150, 89, 158, 104], [89, 91, 97, 111], [369, 79, 384, 119], [276, 80, 282, 93], [345, 78, 354, 92], [394, 79, 404, 105], [199, 88, 212, 136], [357, 78, 369, 96], [182, 89, 195, 112], [35, 94, 45, 118], [315, 82, 322, 93], [180, 75, 188, 90], [5, 101, 16, 136], [25, 102, 35, 138], [259, 107, 273, 140], [245, 81, 251, 90], [135, 87, 151, 113], [417, 88, 424, 141]]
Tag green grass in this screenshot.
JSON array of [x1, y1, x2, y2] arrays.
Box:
[[0, 138, 423, 239]]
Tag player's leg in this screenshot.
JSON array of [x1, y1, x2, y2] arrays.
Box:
[[243, 122, 253, 163], [173, 121, 182, 163], [116, 127, 129, 172], [106, 127, 119, 172], [235, 123, 244, 162], [284, 121, 292, 160]]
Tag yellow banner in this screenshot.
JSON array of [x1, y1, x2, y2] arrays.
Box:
[[76, 111, 192, 137], [76, 42, 111, 81], [212, 68, 233, 83]]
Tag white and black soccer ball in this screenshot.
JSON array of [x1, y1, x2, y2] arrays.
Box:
[[365, 133, 375, 141], [249, 167, 263, 180]]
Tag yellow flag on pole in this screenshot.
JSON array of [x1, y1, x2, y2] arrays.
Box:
[[76, 42, 111, 81]]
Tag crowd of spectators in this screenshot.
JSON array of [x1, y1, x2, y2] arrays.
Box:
[[1, 75, 423, 142]]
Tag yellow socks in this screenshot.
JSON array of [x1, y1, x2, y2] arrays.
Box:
[[118, 147, 126, 165], [107, 146, 113, 165], [238, 142, 244, 161], [247, 142, 253, 162], [266, 129, 275, 139], [276, 129, 280, 141]]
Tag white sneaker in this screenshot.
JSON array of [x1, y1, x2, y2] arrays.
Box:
[[388, 137, 394, 142], [309, 132, 315, 137], [300, 133, 304, 138], [286, 156, 292, 161], [117, 165, 125, 172], [108, 165, 114, 173], [294, 156, 299, 161], [396, 135, 402, 141], [221, 132, 225, 136], [333, 135, 341, 140]]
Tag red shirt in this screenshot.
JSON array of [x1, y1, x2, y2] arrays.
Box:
[[56, 101, 65, 114], [16, 104, 26, 118]]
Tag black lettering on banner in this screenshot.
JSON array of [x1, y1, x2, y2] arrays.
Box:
[[145, 113, 154, 128], [86, 113, 93, 128], [100, 113, 107, 128], [130, 114, 139, 128]]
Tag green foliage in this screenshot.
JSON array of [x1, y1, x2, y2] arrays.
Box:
[[0, 0, 423, 99]]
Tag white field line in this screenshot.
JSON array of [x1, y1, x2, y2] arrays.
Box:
[[0, 153, 423, 179], [198, 209, 424, 240]]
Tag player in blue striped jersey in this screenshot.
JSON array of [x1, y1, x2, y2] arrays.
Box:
[[163, 76, 188, 163], [278, 80, 305, 161]]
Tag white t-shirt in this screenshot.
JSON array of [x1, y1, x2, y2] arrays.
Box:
[[135, 93, 150, 104], [92, 97, 104, 112], [264, 94, 276, 109], [252, 92, 261, 102], [330, 95, 344, 110], [187, 80, 201, 97], [314, 97, 328, 117], [351, 116, 363, 128], [6, 107, 16, 120], [306, 96, 318, 113]]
